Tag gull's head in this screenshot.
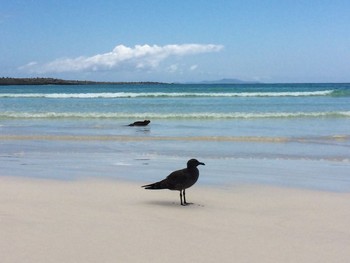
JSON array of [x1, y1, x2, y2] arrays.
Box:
[[187, 159, 205, 168]]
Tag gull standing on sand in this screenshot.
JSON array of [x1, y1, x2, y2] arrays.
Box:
[[142, 159, 205, 206]]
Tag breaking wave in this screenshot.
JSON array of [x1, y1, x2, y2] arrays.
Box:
[[0, 90, 337, 99], [1, 111, 350, 119]]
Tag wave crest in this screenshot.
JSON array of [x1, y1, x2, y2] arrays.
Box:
[[0, 90, 336, 98], [1, 111, 349, 119]]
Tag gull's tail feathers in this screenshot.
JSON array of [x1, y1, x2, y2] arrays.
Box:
[[142, 181, 165, 190]]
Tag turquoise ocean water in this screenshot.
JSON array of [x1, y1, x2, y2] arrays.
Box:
[[1, 83, 349, 191]]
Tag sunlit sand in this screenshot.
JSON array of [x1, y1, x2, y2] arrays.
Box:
[[1, 177, 349, 263]]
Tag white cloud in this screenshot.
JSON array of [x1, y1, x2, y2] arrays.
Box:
[[20, 44, 223, 74], [190, 65, 198, 71], [167, 64, 179, 73]]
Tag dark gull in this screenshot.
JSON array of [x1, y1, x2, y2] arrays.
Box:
[[128, 120, 151, 126], [142, 159, 205, 206]]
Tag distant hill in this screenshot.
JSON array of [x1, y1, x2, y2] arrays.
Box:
[[0, 77, 164, 86], [199, 78, 261, 84]]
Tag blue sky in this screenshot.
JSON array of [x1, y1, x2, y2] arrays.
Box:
[[1, 0, 350, 83]]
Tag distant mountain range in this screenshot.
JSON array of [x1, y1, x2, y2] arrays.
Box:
[[198, 78, 261, 84]]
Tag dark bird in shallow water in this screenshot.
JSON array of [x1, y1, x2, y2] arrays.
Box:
[[128, 120, 151, 126], [142, 159, 205, 206]]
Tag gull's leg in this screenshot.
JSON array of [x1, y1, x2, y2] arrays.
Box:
[[180, 190, 184, 206]]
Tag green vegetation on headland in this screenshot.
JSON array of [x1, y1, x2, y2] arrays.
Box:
[[0, 77, 164, 86], [0, 77, 261, 86]]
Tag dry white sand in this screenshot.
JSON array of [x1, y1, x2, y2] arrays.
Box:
[[1, 176, 349, 263]]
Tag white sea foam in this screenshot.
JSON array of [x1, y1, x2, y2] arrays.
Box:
[[1, 111, 350, 119], [0, 90, 335, 98]]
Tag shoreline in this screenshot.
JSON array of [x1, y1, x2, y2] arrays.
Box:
[[1, 176, 349, 263]]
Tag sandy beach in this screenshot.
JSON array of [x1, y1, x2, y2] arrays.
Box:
[[1, 176, 349, 263]]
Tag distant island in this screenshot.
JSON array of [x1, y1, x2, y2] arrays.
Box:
[[180, 78, 261, 84], [0, 77, 164, 86], [199, 78, 261, 84]]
